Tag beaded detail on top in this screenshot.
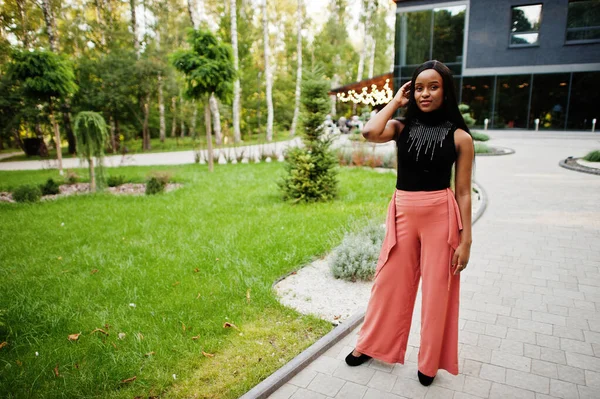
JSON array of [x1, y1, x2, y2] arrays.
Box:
[[407, 120, 454, 161]]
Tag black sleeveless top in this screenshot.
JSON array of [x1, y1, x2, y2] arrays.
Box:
[[394, 113, 458, 191]]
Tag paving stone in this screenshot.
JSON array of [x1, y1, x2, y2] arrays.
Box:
[[518, 319, 553, 335], [489, 382, 535, 399], [478, 335, 502, 350], [583, 330, 600, 344], [524, 343, 542, 359], [485, 324, 508, 339], [556, 364, 585, 385], [500, 339, 524, 355], [307, 355, 340, 375], [578, 385, 600, 399], [391, 377, 428, 399], [549, 379, 579, 399], [289, 388, 327, 399], [334, 382, 368, 399], [553, 326, 584, 341], [367, 370, 397, 392], [531, 359, 558, 379], [585, 370, 600, 388], [333, 363, 375, 385], [363, 387, 406, 399], [454, 393, 482, 399], [532, 311, 567, 326], [566, 352, 600, 372], [434, 371, 465, 391], [506, 369, 550, 394], [425, 386, 455, 399], [306, 373, 346, 397], [368, 358, 395, 373], [463, 376, 491, 398], [540, 348, 567, 365], [289, 368, 318, 388], [465, 321, 487, 334], [479, 364, 506, 383], [461, 344, 492, 363], [507, 328, 538, 344], [462, 360, 483, 377], [268, 383, 298, 399], [537, 333, 561, 349], [496, 315, 519, 328], [491, 350, 532, 372], [560, 338, 594, 355], [460, 331, 480, 346], [477, 312, 498, 325], [391, 361, 419, 380]]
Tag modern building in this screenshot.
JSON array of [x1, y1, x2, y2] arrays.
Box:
[[334, 0, 600, 130]]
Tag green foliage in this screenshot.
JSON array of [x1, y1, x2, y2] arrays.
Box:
[[459, 103, 476, 127], [73, 111, 108, 159], [106, 175, 126, 187], [583, 150, 600, 162], [145, 173, 170, 195], [7, 50, 77, 103], [66, 170, 79, 184], [279, 69, 338, 202], [471, 131, 490, 142], [474, 142, 491, 154], [39, 178, 60, 195], [171, 29, 236, 102], [330, 223, 385, 281], [12, 184, 42, 203]]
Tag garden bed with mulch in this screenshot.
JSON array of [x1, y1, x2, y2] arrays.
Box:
[[0, 183, 182, 203]]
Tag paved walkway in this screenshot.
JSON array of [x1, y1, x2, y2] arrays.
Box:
[[267, 131, 600, 399]]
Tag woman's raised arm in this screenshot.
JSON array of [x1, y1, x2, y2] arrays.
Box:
[[362, 81, 411, 143]]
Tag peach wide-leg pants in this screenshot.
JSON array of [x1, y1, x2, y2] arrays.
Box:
[[355, 188, 463, 376]]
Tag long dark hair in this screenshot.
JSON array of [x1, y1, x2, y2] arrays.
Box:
[[404, 60, 470, 134]]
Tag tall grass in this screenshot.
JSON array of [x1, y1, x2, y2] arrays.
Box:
[[583, 150, 600, 162], [0, 162, 394, 398]]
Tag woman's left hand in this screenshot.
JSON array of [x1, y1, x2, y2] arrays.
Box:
[[452, 243, 471, 275]]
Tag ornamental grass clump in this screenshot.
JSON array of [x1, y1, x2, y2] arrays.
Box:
[[330, 223, 385, 281], [583, 150, 600, 162], [12, 185, 42, 203], [39, 178, 60, 195], [279, 68, 338, 202]]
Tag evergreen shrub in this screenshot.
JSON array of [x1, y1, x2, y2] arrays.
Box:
[[330, 223, 385, 281], [471, 131, 490, 142], [13, 185, 42, 203], [106, 175, 126, 187], [145, 177, 166, 195], [40, 178, 60, 195]]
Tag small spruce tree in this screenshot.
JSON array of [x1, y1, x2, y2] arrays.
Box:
[[279, 68, 338, 202], [73, 111, 109, 192]]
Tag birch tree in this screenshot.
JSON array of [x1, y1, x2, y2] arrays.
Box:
[[230, 0, 241, 143], [289, 0, 303, 137], [262, 0, 274, 142]]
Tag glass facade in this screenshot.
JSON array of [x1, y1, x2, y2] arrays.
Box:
[[566, 0, 600, 43], [392, 4, 599, 130], [510, 4, 543, 46]]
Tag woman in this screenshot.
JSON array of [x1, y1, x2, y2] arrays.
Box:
[[345, 60, 474, 387]]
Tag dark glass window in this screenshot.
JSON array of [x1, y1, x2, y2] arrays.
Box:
[[494, 75, 531, 128], [461, 77, 494, 128], [510, 4, 542, 46], [568, 72, 600, 130], [566, 0, 600, 43], [529, 74, 570, 130], [405, 10, 432, 66], [432, 7, 466, 64]]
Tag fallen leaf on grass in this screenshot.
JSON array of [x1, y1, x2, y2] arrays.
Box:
[[16, 360, 22, 366], [67, 333, 81, 341], [136, 333, 144, 340], [333, 315, 341, 320], [246, 289, 251, 303], [193, 268, 199, 273], [191, 336, 200, 340], [111, 342, 117, 349], [145, 351, 155, 357], [202, 351, 214, 358], [121, 376, 137, 384], [53, 365, 59, 377], [91, 328, 109, 336], [0, 341, 7, 350], [91, 269, 99, 274], [181, 323, 186, 332], [223, 322, 239, 330], [118, 333, 126, 340], [57, 256, 63, 261], [196, 293, 201, 299], [61, 270, 69, 273], [172, 281, 180, 287]]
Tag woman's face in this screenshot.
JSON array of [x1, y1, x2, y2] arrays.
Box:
[[413, 69, 444, 112]]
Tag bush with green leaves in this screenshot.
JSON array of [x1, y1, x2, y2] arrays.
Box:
[[12, 185, 42, 203], [145, 177, 166, 195], [39, 178, 60, 195], [279, 68, 338, 202], [106, 175, 126, 187], [583, 150, 600, 162], [474, 142, 491, 154], [471, 131, 490, 142], [329, 223, 385, 281], [459, 103, 475, 127]]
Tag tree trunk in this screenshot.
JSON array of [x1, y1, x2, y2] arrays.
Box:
[[62, 99, 76, 154], [89, 156, 96, 192], [143, 94, 151, 150], [191, 101, 197, 138], [48, 104, 63, 175], [158, 73, 166, 142], [209, 94, 222, 145], [41, 0, 58, 51], [368, 36, 376, 79], [171, 97, 177, 137], [94, 0, 106, 47], [204, 102, 213, 172], [12, 128, 24, 151], [130, 0, 139, 56], [110, 115, 117, 153], [180, 93, 185, 137], [230, 0, 241, 143], [290, 0, 303, 137], [16, 0, 30, 48], [262, 0, 274, 142], [187, 0, 199, 28]]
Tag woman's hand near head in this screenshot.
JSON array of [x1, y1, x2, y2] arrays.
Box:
[[362, 81, 411, 143]]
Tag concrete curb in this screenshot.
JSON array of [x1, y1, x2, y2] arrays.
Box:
[[475, 145, 515, 156], [243, 181, 488, 399], [559, 158, 600, 176], [238, 310, 366, 399]]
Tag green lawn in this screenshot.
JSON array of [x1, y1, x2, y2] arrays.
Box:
[[0, 162, 394, 398], [0, 133, 295, 162]]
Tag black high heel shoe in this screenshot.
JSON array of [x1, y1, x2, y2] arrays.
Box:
[[345, 351, 371, 367], [418, 370, 435, 386]]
